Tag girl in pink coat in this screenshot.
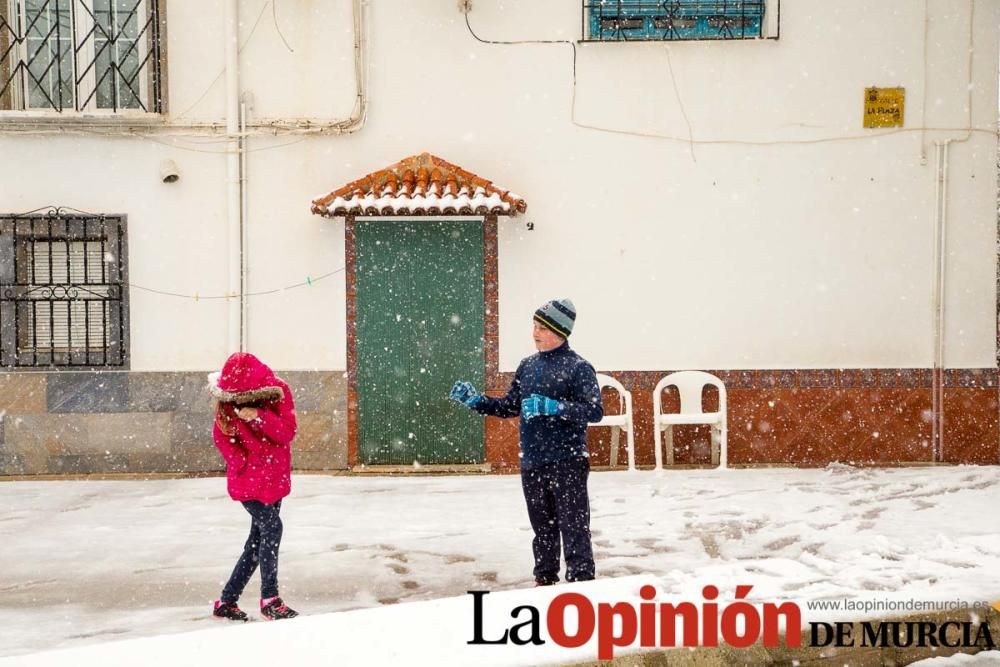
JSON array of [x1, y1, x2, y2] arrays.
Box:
[[209, 352, 299, 621]]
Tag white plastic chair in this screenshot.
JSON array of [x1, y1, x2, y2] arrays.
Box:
[[590, 373, 636, 471], [653, 371, 727, 469]]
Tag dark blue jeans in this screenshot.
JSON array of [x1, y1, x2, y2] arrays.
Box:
[[521, 457, 595, 584], [221, 500, 283, 603]]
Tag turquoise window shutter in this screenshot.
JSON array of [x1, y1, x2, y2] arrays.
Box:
[[586, 1, 765, 41]]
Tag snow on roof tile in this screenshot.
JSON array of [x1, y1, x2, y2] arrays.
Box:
[[310, 152, 527, 218]]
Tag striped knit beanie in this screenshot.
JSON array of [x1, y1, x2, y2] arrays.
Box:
[[534, 298, 576, 338]]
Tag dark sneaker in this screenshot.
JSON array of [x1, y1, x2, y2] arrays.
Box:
[[534, 578, 557, 587], [260, 596, 298, 620], [213, 600, 249, 622]]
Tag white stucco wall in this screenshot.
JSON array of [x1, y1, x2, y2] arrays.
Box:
[[1, 0, 996, 372]]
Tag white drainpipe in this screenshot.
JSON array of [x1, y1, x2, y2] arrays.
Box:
[[928, 0, 978, 463], [240, 94, 252, 351], [931, 140, 949, 462], [225, 0, 241, 353]]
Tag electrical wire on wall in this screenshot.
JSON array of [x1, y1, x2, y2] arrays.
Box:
[[0, 0, 368, 139], [169, 0, 273, 123], [663, 45, 696, 161], [4, 206, 344, 301], [130, 269, 343, 300], [463, 7, 997, 148]]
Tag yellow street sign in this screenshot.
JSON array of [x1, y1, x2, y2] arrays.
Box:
[[864, 87, 905, 128]]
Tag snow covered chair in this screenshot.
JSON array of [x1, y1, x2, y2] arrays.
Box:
[[590, 373, 636, 471], [653, 371, 727, 469]]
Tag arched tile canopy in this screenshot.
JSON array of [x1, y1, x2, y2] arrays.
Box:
[[310, 152, 528, 217]]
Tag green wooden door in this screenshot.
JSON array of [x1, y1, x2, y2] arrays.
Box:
[[355, 220, 485, 465]]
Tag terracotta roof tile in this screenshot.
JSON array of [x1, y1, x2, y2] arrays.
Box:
[[310, 153, 527, 217]]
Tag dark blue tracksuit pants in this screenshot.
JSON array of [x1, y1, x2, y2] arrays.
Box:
[[221, 500, 283, 602], [521, 457, 595, 583]]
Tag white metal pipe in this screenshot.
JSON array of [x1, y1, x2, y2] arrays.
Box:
[[225, 0, 241, 354], [937, 140, 950, 461], [240, 98, 249, 352], [926, 2, 978, 463], [931, 140, 952, 463], [930, 142, 943, 462], [931, 142, 941, 461]]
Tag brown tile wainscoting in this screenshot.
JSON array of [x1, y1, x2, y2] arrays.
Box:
[[486, 369, 999, 472]]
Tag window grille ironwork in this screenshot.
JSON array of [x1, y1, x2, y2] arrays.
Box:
[[0, 0, 163, 113], [584, 1, 765, 42], [0, 210, 128, 368]]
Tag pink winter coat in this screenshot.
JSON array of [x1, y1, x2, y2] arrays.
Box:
[[210, 353, 297, 505]]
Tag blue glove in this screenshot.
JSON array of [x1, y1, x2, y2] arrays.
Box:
[[449, 380, 482, 408], [521, 393, 563, 420]]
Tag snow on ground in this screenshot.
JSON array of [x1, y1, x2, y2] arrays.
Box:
[[912, 652, 1000, 665], [1, 465, 998, 664], [0, 577, 670, 666]]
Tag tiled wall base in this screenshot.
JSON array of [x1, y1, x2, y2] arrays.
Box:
[[0, 371, 348, 476], [486, 369, 999, 471], [5, 368, 993, 475]]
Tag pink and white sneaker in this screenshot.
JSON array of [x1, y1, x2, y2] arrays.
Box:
[[260, 596, 298, 620]]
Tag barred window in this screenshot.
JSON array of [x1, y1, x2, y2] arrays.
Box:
[[0, 0, 164, 113], [584, 1, 774, 42], [0, 213, 128, 368]]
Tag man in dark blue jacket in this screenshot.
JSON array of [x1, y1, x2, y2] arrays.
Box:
[[450, 298, 603, 585]]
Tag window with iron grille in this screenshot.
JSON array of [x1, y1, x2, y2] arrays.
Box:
[[0, 213, 129, 368], [0, 0, 164, 113], [584, 1, 773, 42]]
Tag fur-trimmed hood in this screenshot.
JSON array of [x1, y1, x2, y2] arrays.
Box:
[[208, 352, 284, 405]]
